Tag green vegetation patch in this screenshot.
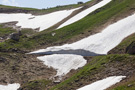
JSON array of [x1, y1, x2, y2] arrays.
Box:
[[0, 25, 16, 37], [21, 79, 51, 90]]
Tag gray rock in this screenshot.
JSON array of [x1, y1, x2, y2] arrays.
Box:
[[10, 31, 22, 41], [10, 33, 20, 41]]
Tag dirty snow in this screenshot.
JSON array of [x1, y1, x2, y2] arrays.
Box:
[[0, 7, 80, 31], [58, 0, 112, 29], [77, 76, 126, 90], [37, 54, 87, 77], [30, 14, 135, 56], [0, 83, 20, 90]]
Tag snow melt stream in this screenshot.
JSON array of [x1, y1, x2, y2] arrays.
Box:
[[58, 0, 112, 29], [77, 76, 126, 90], [0, 7, 80, 31]]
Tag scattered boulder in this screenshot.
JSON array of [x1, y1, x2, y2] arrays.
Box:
[[10, 31, 22, 41], [125, 41, 135, 54], [10, 33, 20, 41]]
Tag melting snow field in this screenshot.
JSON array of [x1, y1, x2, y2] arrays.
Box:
[[37, 54, 87, 77], [58, 0, 112, 29], [77, 76, 126, 90], [0, 7, 80, 31], [31, 14, 135, 56], [0, 83, 20, 90]]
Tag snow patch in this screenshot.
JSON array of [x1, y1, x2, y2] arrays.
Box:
[[0, 83, 20, 90], [30, 14, 135, 56], [0, 7, 81, 31], [58, 0, 112, 29], [37, 54, 87, 77], [77, 76, 126, 90]]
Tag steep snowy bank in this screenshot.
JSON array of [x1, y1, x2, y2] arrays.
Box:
[[37, 54, 87, 77], [31, 14, 135, 56], [0, 7, 80, 31], [0, 83, 20, 90], [77, 76, 126, 90], [58, 0, 112, 29]]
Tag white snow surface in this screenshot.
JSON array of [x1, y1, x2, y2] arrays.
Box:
[[37, 54, 87, 77], [0, 7, 80, 31], [30, 14, 135, 56], [77, 76, 126, 90], [0, 83, 20, 90], [58, 0, 112, 29]]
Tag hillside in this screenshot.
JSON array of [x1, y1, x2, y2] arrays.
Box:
[[0, 0, 135, 90]]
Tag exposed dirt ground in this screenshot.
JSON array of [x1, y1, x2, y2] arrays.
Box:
[[0, 52, 56, 85]]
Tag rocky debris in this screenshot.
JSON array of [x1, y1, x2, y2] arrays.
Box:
[[125, 41, 135, 54], [7, 48, 25, 53], [1, 22, 18, 28], [0, 57, 7, 63]]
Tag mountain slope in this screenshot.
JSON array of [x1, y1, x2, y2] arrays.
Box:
[[0, 0, 135, 90]]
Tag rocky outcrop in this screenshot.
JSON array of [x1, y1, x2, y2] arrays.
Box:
[[125, 41, 135, 54], [10, 31, 22, 41]]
